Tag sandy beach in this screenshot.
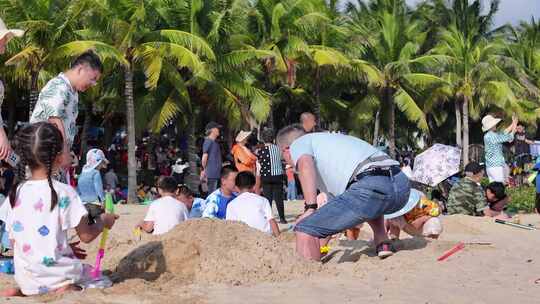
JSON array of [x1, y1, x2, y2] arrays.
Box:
[[1, 200, 539, 304]]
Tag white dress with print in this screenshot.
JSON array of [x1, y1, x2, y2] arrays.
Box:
[[1, 180, 87, 295]]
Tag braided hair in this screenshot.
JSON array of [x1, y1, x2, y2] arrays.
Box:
[[9, 122, 64, 211]]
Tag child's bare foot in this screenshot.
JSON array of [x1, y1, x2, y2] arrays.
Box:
[[1, 287, 24, 297], [54, 284, 82, 294]]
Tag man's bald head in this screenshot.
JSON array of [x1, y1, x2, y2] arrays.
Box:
[[300, 112, 317, 132]]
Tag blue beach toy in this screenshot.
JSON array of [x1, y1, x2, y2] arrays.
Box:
[[0, 258, 14, 274]]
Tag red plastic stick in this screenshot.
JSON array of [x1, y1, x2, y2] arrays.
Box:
[[437, 242, 465, 261]]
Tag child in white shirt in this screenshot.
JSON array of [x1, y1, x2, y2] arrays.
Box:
[[226, 171, 280, 236], [136, 176, 189, 235], [0, 122, 118, 297]]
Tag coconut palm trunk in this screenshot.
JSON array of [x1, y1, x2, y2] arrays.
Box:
[[185, 117, 200, 192], [124, 63, 138, 204], [28, 71, 40, 120], [313, 67, 321, 123], [386, 87, 396, 159], [266, 104, 275, 132], [80, 102, 93, 159], [373, 110, 380, 145], [462, 96, 470, 166], [455, 100, 462, 147], [264, 60, 275, 132]]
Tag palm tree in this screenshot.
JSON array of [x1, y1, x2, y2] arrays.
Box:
[[57, 0, 214, 203], [152, 0, 279, 190], [346, 0, 446, 158], [429, 0, 536, 165], [249, 0, 332, 128], [0, 0, 86, 118], [504, 18, 540, 99]]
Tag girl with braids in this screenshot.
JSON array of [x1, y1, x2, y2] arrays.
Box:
[[0, 122, 118, 296]]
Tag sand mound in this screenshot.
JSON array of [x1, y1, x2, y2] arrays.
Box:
[[112, 219, 322, 287]]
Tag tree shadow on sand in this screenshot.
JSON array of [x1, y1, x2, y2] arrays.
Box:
[[322, 237, 429, 264]]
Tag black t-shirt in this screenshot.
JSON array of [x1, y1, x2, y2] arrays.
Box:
[[515, 132, 530, 155]]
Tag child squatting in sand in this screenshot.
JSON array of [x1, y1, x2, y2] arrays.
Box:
[[0, 122, 118, 296], [385, 189, 443, 240]]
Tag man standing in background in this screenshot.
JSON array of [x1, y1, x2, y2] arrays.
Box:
[[300, 112, 318, 133], [201, 122, 223, 193], [514, 124, 534, 186]]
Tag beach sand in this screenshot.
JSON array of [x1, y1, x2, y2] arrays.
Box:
[[1, 201, 539, 304]]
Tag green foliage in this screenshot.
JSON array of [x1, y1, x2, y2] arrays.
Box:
[[0, 0, 538, 142], [506, 186, 537, 213]]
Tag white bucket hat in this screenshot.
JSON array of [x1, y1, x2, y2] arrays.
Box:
[[0, 18, 24, 42], [235, 130, 252, 143], [82, 149, 109, 172], [384, 189, 423, 220], [481, 115, 502, 132]]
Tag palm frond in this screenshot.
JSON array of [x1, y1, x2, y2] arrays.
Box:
[[146, 29, 216, 60], [51, 41, 128, 66], [220, 49, 275, 71], [394, 88, 428, 130]]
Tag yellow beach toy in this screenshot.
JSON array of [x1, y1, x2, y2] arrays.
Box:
[[320, 245, 331, 254]]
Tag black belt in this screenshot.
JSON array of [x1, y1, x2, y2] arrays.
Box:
[[346, 165, 401, 189]]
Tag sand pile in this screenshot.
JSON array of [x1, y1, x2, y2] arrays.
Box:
[[112, 219, 322, 287]]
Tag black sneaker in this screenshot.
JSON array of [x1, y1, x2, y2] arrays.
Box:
[[279, 218, 288, 224]]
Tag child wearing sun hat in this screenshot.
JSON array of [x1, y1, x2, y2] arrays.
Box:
[[385, 189, 443, 240], [77, 149, 109, 224]]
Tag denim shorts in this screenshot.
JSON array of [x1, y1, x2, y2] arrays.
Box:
[[295, 171, 410, 238]]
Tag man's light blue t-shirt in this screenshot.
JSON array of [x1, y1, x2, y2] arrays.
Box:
[[290, 133, 397, 197]]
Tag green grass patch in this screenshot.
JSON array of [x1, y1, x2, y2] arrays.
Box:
[[506, 186, 537, 213]]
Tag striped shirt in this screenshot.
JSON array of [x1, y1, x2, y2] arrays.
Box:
[[258, 144, 284, 177]]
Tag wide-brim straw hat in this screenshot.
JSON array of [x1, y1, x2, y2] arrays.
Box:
[[0, 18, 24, 42], [482, 115, 502, 132], [235, 130, 252, 143]]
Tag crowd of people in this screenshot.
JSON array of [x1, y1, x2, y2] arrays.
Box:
[[198, 113, 320, 224]]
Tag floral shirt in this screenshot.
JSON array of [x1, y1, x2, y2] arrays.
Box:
[[30, 73, 79, 148], [484, 131, 514, 168], [0, 180, 88, 295]]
